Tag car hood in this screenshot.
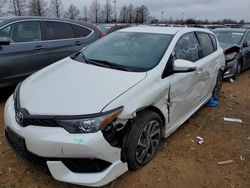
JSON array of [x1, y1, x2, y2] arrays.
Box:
[[20, 58, 146, 115]]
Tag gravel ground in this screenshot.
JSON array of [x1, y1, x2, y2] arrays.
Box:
[[0, 70, 249, 188]]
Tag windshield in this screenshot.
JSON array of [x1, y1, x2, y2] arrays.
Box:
[[214, 31, 244, 45], [79, 32, 173, 72]]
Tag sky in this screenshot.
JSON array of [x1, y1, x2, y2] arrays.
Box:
[[62, 0, 250, 22]]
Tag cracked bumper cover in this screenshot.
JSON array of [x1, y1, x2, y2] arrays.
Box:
[[4, 97, 128, 187], [223, 59, 238, 79]]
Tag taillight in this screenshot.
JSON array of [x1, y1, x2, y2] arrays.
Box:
[[100, 32, 105, 38], [92, 24, 104, 39]]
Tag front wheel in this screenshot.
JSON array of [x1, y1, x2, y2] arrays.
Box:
[[125, 111, 162, 170], [212, 71, 223, 100]]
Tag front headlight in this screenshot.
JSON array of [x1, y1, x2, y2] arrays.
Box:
[[57, 107, 123, 133], [225, 52, 238, 61]]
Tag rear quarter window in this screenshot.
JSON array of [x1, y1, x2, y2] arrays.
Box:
[[45, 21, 75, 40], [72, 24, 92, 38], [197, 32, 214, 57]]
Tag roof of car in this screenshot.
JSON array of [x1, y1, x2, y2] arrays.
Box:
[[0, 16, 93, 28], [213, 28, 248, 32], [0, 16, 79, 22], [119, 26, 213, 35]]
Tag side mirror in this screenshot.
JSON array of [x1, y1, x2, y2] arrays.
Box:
[[243, 41, 250, 48], [173, 59, 197, 72], [0, 37, 10, 45]]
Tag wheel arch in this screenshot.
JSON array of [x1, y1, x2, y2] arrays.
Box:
[[136, 106, 166, 130]]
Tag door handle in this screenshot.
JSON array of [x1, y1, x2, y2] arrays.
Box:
[[34, 46, 46, 51], [75, 41, 82, 45]]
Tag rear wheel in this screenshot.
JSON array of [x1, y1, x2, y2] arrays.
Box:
[[126, 111, 162, 170], [212, 71, 223, 100]]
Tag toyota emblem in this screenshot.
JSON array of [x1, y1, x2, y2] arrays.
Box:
[[16, 111, 24, 124]]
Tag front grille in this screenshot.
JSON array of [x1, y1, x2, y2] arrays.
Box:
[[5, 127, 112, 174], [62, 158, 111, 173], [23, 118, 57, 127]]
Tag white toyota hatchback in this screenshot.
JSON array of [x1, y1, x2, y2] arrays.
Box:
[[5, 27, 225, 187]]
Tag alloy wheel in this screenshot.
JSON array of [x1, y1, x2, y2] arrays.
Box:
[[135, 120, 161, 165]]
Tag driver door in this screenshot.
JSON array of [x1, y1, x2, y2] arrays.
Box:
[[167, 32, 203, 125]]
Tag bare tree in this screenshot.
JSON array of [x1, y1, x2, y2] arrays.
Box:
[[0, 0, 6, 9], [89, 0, 101, 23], [50, 0, 63, 18], [136, 5, 150, 23], [83, 5, 88, 21], [141, 5, 150, 23], [64, 4, 80, 20], [0, 0, 7, 15], [27, 0, 48, 16], [119, 5, 127, 23], [103, 0, 113, 23], [9, 0, 26, 16], [127, 3, 134, 23], [133, 7, 139, 23]]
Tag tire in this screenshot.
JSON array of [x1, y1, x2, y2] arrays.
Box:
[[233, 63, 241, 80], [212, 71, 223, 100], [125, 110, 163, 170]]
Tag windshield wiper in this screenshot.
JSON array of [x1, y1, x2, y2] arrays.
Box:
[[72, 52, 130, 71], [88, 59, 130, 71], [71, 51, 93, 64], [80, 52, 92, 64], [70, 51, 89, 62]]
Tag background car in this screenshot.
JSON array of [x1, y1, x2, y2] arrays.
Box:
[[5, 27, 225, 187], [204, 24, 228, 30], [0, 16, 102, 88], [213, 28, 250, 79], [97, 24, 130, 36]]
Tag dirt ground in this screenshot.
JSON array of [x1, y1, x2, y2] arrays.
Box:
[[0, 70, 249, 188]]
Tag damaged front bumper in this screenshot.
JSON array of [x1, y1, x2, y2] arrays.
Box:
[[4, 97, 128, 187], [223, 58, 238, 79]]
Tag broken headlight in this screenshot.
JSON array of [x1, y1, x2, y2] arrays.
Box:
[[225, 52, 238, 61], [57, 107, 123, 134]]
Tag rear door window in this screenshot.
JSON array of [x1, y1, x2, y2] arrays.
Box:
[[174, 32, 200, 62], [72, 24, 92, 38], [0, 21, 42, 43], [45, 21, 75, 40], [197, 32, 214, 57]]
